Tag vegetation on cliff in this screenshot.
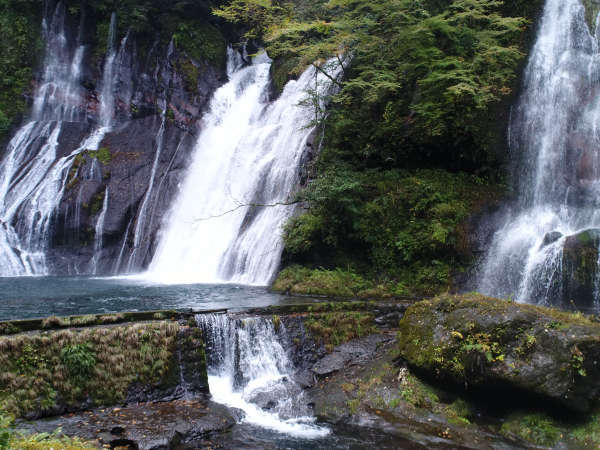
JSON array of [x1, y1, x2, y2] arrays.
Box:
[[215, 0, 542, 295], [0, 0, 41, 143]]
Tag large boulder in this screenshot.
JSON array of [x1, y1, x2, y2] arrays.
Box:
[[397, 293, 600, 413], [562, 228, 600, 308]]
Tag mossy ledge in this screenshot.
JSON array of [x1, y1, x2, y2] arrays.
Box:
[[397, 293, 600, 413], [0, 312, 209, 420]]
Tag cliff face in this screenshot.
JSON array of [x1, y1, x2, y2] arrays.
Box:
[[50, 29, 227, 274], [0, 0, 234, 275]]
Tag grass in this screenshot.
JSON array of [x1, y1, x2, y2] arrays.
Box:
[[304, 311, 377, 352], [0, 321, 179, 418], [500, 413, 562, 447], [272, 265, 410, 298]]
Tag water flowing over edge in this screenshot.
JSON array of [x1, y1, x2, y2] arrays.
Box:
[[197, 313, 329, 439]]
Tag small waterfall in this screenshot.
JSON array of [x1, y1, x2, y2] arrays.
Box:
[[99, 12, 118, 126], [147, 49, 340, 285], [32, 2, 85, 122], [90, 188, 109, 274], [197, 314, 329, 438], [478, 0, 600, 307]]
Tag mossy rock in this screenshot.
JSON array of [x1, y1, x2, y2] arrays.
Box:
[[397, 293, 600, 413], [562, 228, 600, 308], [583, 0, 600, 31]]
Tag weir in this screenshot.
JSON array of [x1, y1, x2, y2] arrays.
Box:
[[197, 313, 329, 438]]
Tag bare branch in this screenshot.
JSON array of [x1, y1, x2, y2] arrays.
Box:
[[193, 200, 301, 222], [311, 62, 342, 86]]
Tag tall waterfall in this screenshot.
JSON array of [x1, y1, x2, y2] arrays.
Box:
[[197, 314, 328, 438], [0, 3, 125, 276], [478, 0, 600, 306], [147, 49, 339, 285]]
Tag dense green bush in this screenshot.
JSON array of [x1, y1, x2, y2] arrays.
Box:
[[283, 169, 500, 294], [0, 0, 41, 143]]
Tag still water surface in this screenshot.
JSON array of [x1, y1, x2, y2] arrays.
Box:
[[0, 276, 309, 321]]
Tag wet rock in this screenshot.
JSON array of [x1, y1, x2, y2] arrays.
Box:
[[541, 230, 563, 248], [562, 228, 600, 308], [17, 399, 236, 450], [308, 333, 529, 449], [397, 293, 600, 413], [312, 334, 392, 377]]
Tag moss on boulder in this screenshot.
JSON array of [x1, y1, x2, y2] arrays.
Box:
[[562, 228, 600, 308], [397, 293, 600, 413]]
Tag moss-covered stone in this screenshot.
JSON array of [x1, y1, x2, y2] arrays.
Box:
[[0, 321, 183, 418], [0, 310, 181, 335], [397, 293, 600, 413], [0, 312, 210, 420], [562, 228, 600, 308], [583, 0, 600, 31]]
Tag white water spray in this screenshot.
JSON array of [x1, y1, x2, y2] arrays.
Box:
[[147, 49, 340, 285], [197, 314, 329, 438], [478, 0, 600, 306]]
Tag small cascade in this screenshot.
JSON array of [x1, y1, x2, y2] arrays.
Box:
[[90, 188, 109, 274], [478, 0, 600, 308], [32, 2, 85, 122], [147, 49, 341, 285], [99, 12, 118, 126], [197, 314, 328, 438]]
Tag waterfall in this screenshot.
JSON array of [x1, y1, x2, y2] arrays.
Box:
[[0, 4, 127, 276], [99, 12, 118, 127], [197, 314, 329, 438], [146, 49, 340, 285], [90, 188, 109, 274], [478, 0, 600, 306]]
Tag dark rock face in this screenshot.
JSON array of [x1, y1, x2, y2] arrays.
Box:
[[17, 399, 236, 450], [541, 230, 563, 248], [311, 334, 391, 377], [38, 18, 228, 275], [561, 228, 600, 308], [397, 293, 600, 413]]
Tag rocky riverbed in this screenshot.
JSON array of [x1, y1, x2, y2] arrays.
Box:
[[3, 296, 600, 449]]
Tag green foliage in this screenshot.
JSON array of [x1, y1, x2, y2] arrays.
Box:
[[304, 310, 376, 351], [60, 343, 96, 381], [283, 169, 500, 294], [273, 265, 409, 297], [0, 414, 12, 450], [0, 0, 42, 143], [500, 413, 562, 447], [87, 146, 112, 165], [174, 21, 227, 67]]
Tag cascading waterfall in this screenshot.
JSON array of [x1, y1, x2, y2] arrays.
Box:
[[197, 314, 329, 438], [0, 3, 127, 276], [478, 0, 600, 306], [147, 49, 340, 285]]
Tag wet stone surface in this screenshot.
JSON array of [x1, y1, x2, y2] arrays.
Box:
[[16, 399, 236, 449]]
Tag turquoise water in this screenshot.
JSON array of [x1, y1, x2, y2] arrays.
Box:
[[0, 276, 309, 321]]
